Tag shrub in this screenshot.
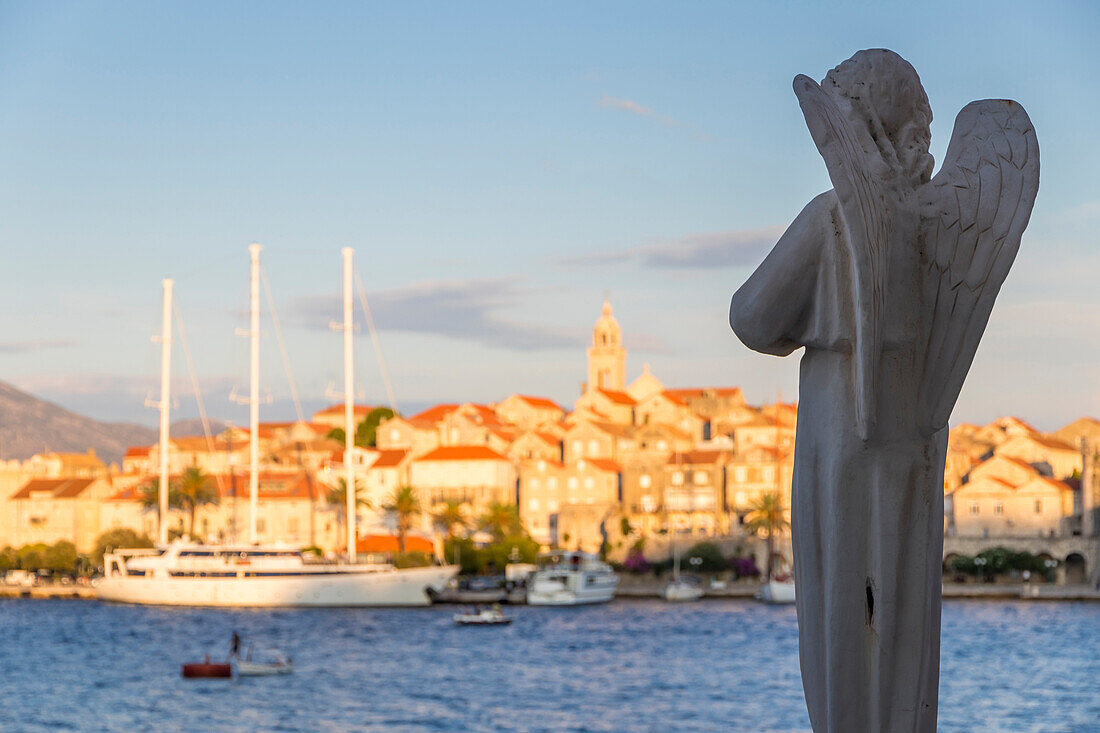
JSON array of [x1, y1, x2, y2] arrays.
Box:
[[730, 555, 761, 579], [623, 549, 650, 574], [43, 541, 78, 574], [684, 541, 726, 572], [393, 551, 432, 568], [92, 528, 154, 567], [0, 546, 17, 573]]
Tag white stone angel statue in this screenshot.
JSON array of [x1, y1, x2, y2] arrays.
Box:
[[730, 49, 1039, 732]]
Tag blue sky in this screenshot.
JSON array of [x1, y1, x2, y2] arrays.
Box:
[[0, 1, 1097, 430]]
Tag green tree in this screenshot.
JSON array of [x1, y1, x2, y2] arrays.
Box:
[[140, 480, 183, 528], [17, 543, 49, 571], [92, 528, 154, 566], [384, 485, 422, 554], [685, 541, 726, 572], [326, 477, 370, 550], [175, 467, 220, 539], [43, 541, 78, 575], [432, 500, 468, 541], [326, 407, 399, 448], [743, 491, 791, 579], [0, 546, 17, 572], [479, 501, 522, 541]]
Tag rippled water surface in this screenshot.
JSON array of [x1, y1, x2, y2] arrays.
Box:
[[1, 598, 1096, 732]]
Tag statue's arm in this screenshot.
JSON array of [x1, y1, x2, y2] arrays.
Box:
[[729, 192, 833, 356]]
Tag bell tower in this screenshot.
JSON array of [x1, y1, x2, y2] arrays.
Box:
[[586, 299, 626, 392]]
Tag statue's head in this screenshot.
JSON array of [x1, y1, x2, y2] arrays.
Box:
[[822, 49, 934, 183]]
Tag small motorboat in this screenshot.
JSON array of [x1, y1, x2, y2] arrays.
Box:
[[454, 605, 511, 626], [236, 658, 294, 676], [182, 654, 232, 679]]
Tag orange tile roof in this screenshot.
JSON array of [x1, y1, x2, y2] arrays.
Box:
[[314, 404, 375, 416], [587, 421, 635, 439], [124, 446, 152, 458], [12, 478, 96, 500], [667, 450, 729, 466], [415, 445, 509, 462], [1030, 435, 1078, 452], [516, 395, 563, 411], [408, 404, 461, 423], [664, 387, 744, 400], [597, 389, 636, 405], [357, 534, 434, 554], [370, 449, 409, 468], [658, 391, 688, 406], [534, 432, 561, 445], [586, 458, 622, 473]]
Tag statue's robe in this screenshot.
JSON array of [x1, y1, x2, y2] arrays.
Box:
[[731, 190, 945, 733]]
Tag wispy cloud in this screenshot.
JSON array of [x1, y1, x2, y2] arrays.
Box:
[[598, 93, 713, 141], [291, 277, 584, 351], [560, 226, 785, 270], [0, 339, 76, 354]]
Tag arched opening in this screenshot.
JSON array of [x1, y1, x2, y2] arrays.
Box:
[[1064, 552, 1087, 584], [942, 553, 965, 582]]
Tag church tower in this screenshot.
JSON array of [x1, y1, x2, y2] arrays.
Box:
[[586, 299, 626, 392]]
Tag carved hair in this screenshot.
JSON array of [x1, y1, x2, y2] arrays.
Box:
[[823, 49, 934, 183]]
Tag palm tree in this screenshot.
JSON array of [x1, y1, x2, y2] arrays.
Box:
[[175, 467, 220, 540], [326, 477, 370, 551], [432, 500, 468, 541], [480, 501, 521, 541], [139, 481, 183, 535], [383, 485, 422, 553], [743, 491, 791, 579]]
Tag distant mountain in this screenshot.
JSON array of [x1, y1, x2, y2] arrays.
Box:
[[169, 418, 228, 438], [0, 380, 157, 466]]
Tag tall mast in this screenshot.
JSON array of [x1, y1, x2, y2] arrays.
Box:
[[249, 243, 261, 545], [157, 278, 173, 546], [342, 247, 357, 562]]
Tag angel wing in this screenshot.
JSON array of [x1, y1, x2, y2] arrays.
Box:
[[794, 75, 897, 440], [918, 100, 1039, 433]]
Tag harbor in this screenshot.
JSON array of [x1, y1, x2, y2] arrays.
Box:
[[1, 596, 1095, 732]]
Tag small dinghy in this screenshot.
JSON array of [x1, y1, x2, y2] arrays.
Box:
[[182, 654, 232, 679], [236, 658, 294, 676], [454, 604, 511, 626]]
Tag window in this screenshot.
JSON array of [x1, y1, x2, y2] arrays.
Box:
[[1034, 499, 1042, 514], [641, 495, 656, 513], [538, 460, 546, 471], [764, 467, 775, 482], [572, 441, 583, 455], [656, 440, 667, 450], [390, 428, 399, 442], [584, 477, 594, 490], [735, 491, 747, 506], [548, 477, 558, 490], [734, 467, 747, 483], [994, 502, 1004, 515], [639, 474, 651, 489], [671, 471, 683, 486], [568, 477, 578, 490], [529, 499, 540, 512], [588, 440, 599, 455], [548, 499, 559, 512], [529, 478, 540, 491], [969, 503, 979, 516], [693, 470, 708, 485]]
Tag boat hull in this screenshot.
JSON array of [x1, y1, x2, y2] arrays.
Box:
[[756, 579, 796, 605], [95, 565, 457, 607]]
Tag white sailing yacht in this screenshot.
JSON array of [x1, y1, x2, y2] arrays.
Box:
[[95, 246, 456, 607], [663, 526, 704, 602]]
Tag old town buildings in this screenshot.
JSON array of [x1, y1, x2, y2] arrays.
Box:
[[2, 299, 1096, 574]]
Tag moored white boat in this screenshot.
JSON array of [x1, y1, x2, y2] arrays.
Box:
[[663, 578, 705, 602], [756, 578, 796, 605], [95, 542, 456, 607], [526, 551, 618, 606], [453, 605, 511, 625]]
